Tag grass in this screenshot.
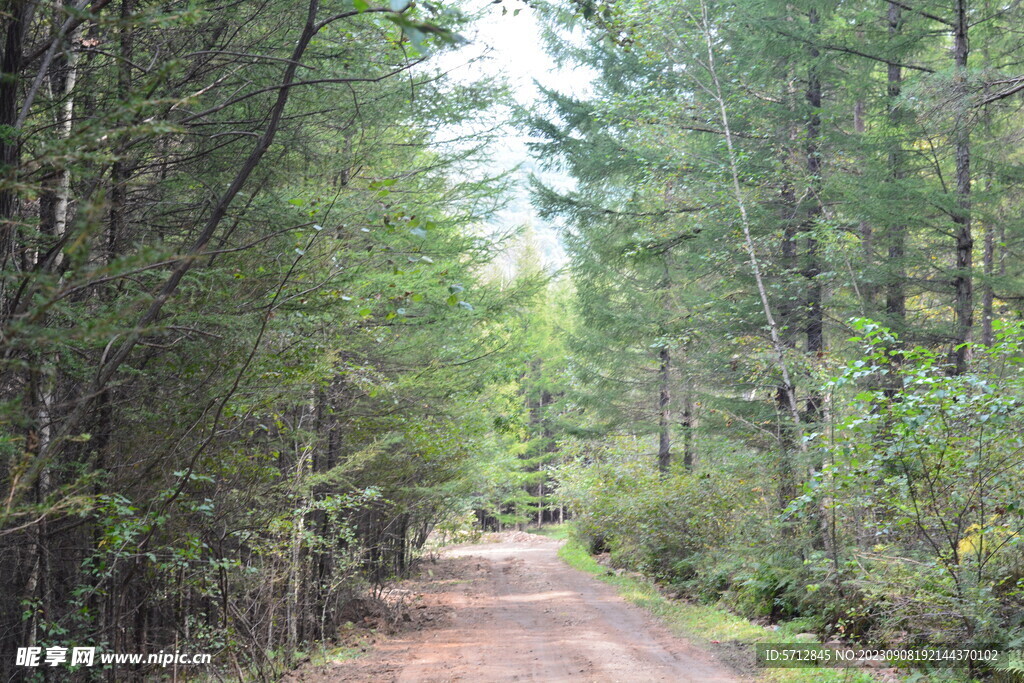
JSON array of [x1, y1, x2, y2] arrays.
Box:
[[526, 523, 571, 540], [304, 634, 372, 666], [557, 538, 879, 683]]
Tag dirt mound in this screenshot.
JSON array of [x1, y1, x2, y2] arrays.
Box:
[[480, 529, 553, 545]]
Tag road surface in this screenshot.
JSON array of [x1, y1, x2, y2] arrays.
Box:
[[288, 533, 739, 682]]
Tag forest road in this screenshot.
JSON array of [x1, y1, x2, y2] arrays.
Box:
[[290, 533, 738, 682]]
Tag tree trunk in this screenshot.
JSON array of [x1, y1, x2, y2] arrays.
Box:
[[657, 346, 671, 473], [981, 185, 994, 346], [0, 2, 32, 299], [885, 3, 907, 334], [979, 0, 995, 347], [804, 7, 824, 421], [50, 19, 80, 272], [854, 99, 875, 308], [775, 388, 797, 508], [108, 0, 135, 265], [698, 0, 803, 446], [776, 184, 798, 507], [536, 483, 543, 526], [951, 0, 973, 374], [681, 386, 694, 471]]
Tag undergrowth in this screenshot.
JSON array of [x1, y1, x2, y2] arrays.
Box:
[[526, 523, 571, 540]]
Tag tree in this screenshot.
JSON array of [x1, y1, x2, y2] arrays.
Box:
[[0, 0, 530, 674], [537, 0, 1024, 653]]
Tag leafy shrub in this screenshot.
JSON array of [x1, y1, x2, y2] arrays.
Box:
[[556, 438, 750, 582], [792, 320, 1024, 646], [554, 320, 1024, 654]]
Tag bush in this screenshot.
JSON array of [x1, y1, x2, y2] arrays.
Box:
[[793, 320, 1024, 646], [556, 438, 752, 582], [554, 321, 1024, 654]]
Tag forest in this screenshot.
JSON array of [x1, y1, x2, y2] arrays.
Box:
[[2, 0, 1024, 679]]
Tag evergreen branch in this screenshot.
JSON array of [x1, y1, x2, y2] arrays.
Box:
[[178, 67, 423, 124], [978, 75, 1024, 105], [597, 206, 704, 217], [969, 0, 1024, 28], [675, 120, 771, 139], [638, 231, 703, 255], [535, 184, 705, 218], [885, 0, 954, 26], [315, 6, 393, 31], [765, 25, 935, 74], [8, 0, 328, 510]]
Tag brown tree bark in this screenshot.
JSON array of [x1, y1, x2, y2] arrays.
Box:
[[0, 1, 34, 288], [886, 3, 907, 333], [804, 7, 824, 420], [951, 0, 973, 374], [680, 386, 694, 471], [981, 181, 995, 346], [657, 346, 671, 473]]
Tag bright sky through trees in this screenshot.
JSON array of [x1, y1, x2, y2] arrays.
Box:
[[439, 0, 596, 270]]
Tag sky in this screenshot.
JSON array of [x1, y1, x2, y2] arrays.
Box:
[[456, 1, 590, 101], [431, 0, 596, 272]]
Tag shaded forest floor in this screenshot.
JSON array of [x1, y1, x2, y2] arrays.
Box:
[[284, 532, 738, 681]]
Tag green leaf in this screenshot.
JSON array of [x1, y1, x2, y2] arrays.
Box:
[[405, 27, 426, 52], [358, 307, 372, 317], [353, 0, 369, 10]]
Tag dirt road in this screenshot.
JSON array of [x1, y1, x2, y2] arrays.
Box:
[[290, 533, 738, 682]]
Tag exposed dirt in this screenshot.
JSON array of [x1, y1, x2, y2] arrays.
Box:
[[286, 533, 739, 682]]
